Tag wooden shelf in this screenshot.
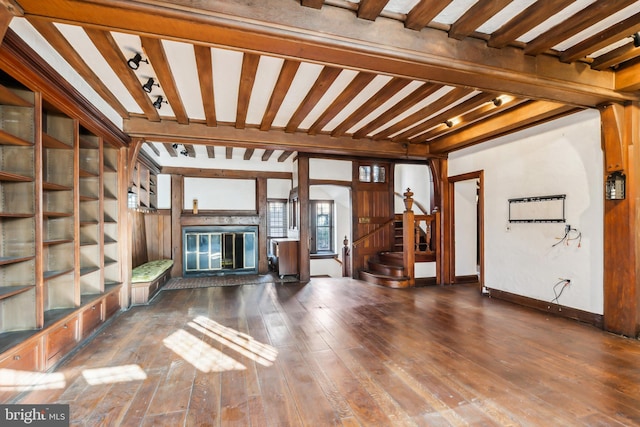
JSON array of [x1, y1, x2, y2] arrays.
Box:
[[80, 240, 98, 246], [42, 132, 72, 149], [0, 171, 32, 182], [43, 239, 73, 247], [104, 237, 117, 244], [0, 212, 33, 218], [104, 214, 116, 223], [43, 211, 73, 218], [0, 128, 32, 146], [0, 255, 34, 266], [0, 85, 32, 107], [0, 285, 34, 301], [79, 168, 98, 178], [80, 266, 100, 276], [80, 220, 99, 225], [103, 164, 117, 173], [43, 181, 72, 191], [43, 268, 74, 281], [79, 195, 99, 202], [104, 258, 117, 266]]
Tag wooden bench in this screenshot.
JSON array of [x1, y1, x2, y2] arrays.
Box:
[[131, 259, 174, 305]]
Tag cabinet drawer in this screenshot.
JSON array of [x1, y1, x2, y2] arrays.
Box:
[[45, 318, 78, 369], [82, 302, 103, 337], [105, 291, 120, 318], [0, 340, 40, 372]]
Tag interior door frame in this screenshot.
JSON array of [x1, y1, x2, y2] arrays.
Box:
[[448, 170, 484, 290]]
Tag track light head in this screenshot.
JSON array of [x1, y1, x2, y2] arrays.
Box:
[[153, 95, 167, 109], [142, 77, 159, 93], [127, 53, 148, 70], [492, 97, 503, 107], [634, 33, 640, 48], [444, 120, 453, 128]]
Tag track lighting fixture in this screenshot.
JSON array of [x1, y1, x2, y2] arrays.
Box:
[[142, 77, 159, 93], [153, 95, 167, 109], [444, 120, 453, 128], [492, 97, 503, 107], [171, 143, 189, 157], [127, 53, 148, 70], [634, 33, 640, 48]]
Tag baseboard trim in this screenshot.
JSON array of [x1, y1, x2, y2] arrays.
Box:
[[484, 287, 603, 329], [455, 274, 478, 284]]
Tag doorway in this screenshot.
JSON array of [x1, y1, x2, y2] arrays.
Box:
[[448, 171, 484, 289]]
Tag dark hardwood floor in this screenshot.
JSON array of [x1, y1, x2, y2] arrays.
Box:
[[11, 278, 640, 426]]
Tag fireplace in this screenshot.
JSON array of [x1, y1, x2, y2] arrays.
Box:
[[183, 226, 258, 276]]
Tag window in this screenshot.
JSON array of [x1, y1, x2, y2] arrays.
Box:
[[267, 199, 287, 238], [310, 200, 334, 254], [358, 164, 386, 183]]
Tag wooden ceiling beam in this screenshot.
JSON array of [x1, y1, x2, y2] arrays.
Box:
[[262, 149, 274, 161], [124, 116, 429, 159], [560, 12, 640, 64], [449, 0, 512, 41], [236, 53, 260, 129], [616, 62, 640, 92], [84, 28, 160, 122], [145, 141, 160, 156], [392, 92, 496, 142], [412, 97, 529, 143], [16, 0, 633, 106], [260, 59, 299, 131], [524, 0, 637, 56], [163, 142, 177, 157], [162, 166, 292, 179], [278, 151, 294, 162], [244, 148, 255, 160], [372, 86, 472, 140], [487, 0, 574, 49], [28, 18, 129, 118], [183, 144, 196, 157], [226, 146, 233, 159], [352, 83, 442, 139], [591, 42, 640, 71], [285, 66, 341, 133], [308, 71, 376, 135], [141, 36, 189, 124], [193, 44, 217, 127], [405, 0, 452, 31], [428, 101, 579, 153], [357, 0, 389, 21], [331, 77, 412, 137], [300, 0, 323, 10], [206, 145, 215, 158]]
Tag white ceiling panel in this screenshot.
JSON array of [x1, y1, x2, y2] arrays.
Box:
[[476, 0, 537, 34], [212, 48, 243, 123], [432, 0, 478, 25], [517, 0, 597, 43], [163, 40, 205, 120], [246, 56, 285, 125]]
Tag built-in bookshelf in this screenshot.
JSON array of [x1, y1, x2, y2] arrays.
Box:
[[0, 71, 123, 375], [130, 156, 158, 212]]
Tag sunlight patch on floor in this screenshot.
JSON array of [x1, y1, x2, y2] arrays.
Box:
[[0, 369, 66, 391], [163, 328, 246, 372], [82, 364, 147, 385], [188, 316, 278, 367]]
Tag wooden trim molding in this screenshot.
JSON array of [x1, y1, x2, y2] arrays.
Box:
[[484, 287, 604, 329]]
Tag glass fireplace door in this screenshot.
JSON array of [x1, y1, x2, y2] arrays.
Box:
[[183, 226, 257, 276]]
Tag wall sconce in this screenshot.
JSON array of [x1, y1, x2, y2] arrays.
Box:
[[142, 77, 159, 93], [127, 53, 148, 70], [127, 188, 139, 209], [153, 95, 167, 109], [606, 171, 626, 200]]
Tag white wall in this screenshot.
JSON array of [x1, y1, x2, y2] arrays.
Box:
[[454, 179, 478, 276], [449, 109, 603, 314], [310, 158, 352, 180], [183, 177, 256, 210], [157, 174, 171, 209], [394, 164, 431, 214], [267, 179, 292, 199]]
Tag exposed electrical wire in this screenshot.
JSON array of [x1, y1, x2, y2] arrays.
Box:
[[551, 279, 571, 305], [552, 225, 582, 248]]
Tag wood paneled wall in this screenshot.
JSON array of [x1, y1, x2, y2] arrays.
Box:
[[145, 212, 172, 262], [131, 211, 148, 269]]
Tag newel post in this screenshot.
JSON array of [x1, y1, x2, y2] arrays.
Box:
[[403, 188, 416, 286], [342, 236, 351, 277]]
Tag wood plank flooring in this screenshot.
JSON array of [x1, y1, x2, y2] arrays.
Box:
[[12, 278, 640, 426]]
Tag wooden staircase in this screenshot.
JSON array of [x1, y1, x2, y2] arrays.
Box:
[[358, 212, 438, 288], [360, 251, 411, 288]]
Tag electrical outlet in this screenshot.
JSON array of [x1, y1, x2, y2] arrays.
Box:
[[565, 224, 571, 234]]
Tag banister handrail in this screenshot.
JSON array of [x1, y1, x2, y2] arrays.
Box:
[[352, 217, 395, 247], [394, 191, 429, 215]]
